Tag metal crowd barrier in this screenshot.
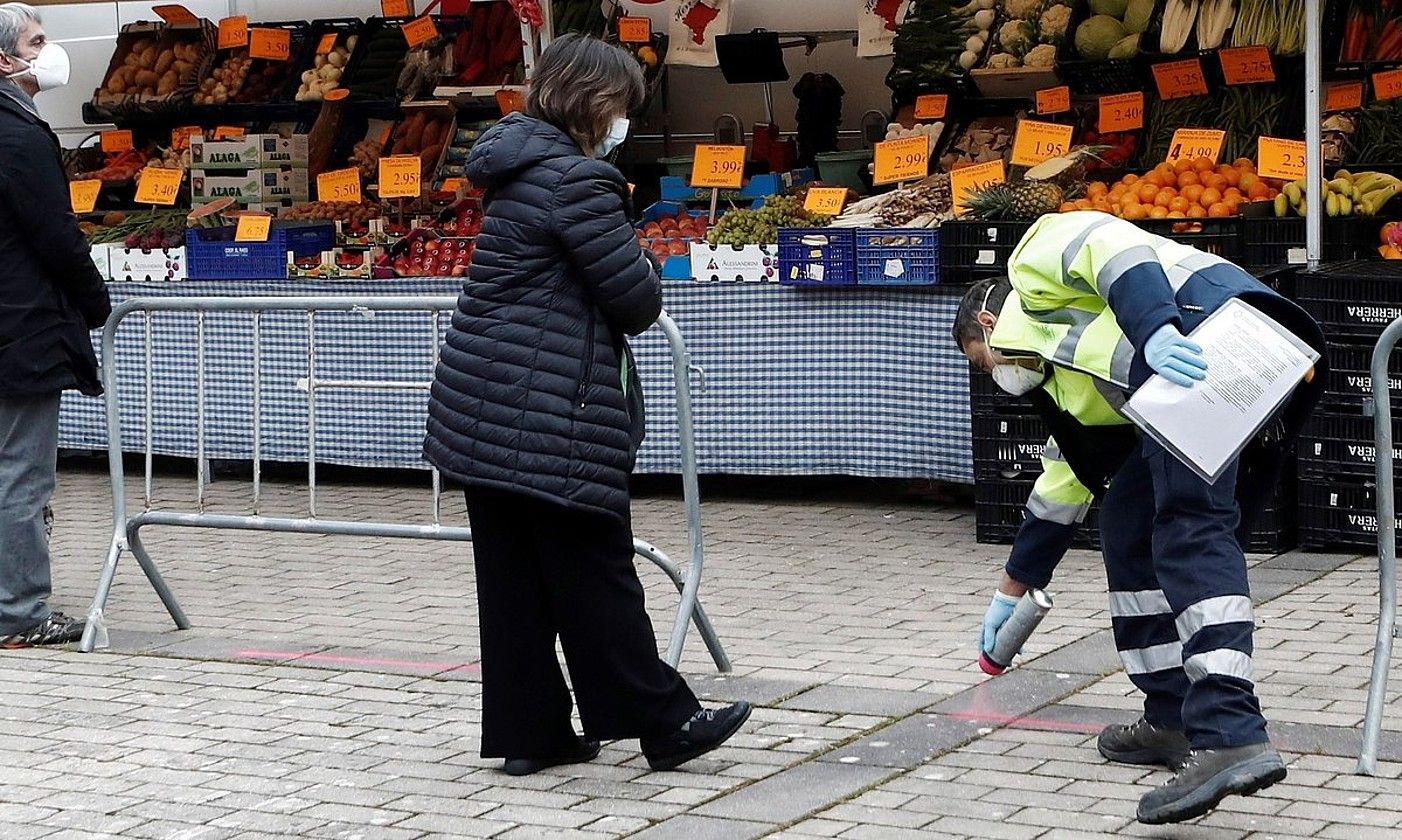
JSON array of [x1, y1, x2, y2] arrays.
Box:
[[1360, 317, 1402, 774], [79, 296, 732, 674]]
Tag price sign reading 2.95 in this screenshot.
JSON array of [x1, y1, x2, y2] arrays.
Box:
[[317, 167, 362, 204], [378, 155, 422, 199], [1165, 128, 1226, 163], [1011, 120, 1074, 167], [691, 145, 746, 189], [951, 159, 1006, 216], [1257, 136, 1307, 181], [873, 135, 930, 186]]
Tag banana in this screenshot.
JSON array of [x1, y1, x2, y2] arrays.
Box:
[[1284, 182, 1302, 205], [1361, 184, 1398, 216], [1328, 178, 1354, 196], [1335, 169, 1353, 182], [1340, 194, 1354, 216], [1327, 192, 1340, 217], [1274, 193, 1288, 217]]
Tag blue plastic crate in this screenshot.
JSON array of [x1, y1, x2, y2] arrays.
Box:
[[638, 201, 706, 280], [855, 227, 940, 286], [186, 223, 336, 280], [659, 168, 814, 203], [778, 228, 855, 286]]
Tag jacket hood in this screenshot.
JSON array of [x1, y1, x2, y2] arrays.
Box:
[[465, 112, 583, 188]]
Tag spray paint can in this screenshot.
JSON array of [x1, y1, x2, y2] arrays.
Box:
[[978, 588, 1054, 675]]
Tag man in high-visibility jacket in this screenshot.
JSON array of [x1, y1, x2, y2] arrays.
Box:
[[954, 211, 1325, 825]]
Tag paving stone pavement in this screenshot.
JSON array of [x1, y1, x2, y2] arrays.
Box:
[[1, 462, 1397, 839]]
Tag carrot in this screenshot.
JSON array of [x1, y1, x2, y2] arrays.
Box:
[[1381, 17, 1402, 57]]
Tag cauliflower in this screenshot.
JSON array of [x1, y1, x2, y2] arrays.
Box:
[[1002, 0, 1043, 19], [1039, 4, 1072, 38], [985, 52, 1022, 68], [999, 19, 1031, 50], [1024, 43, 1057, 67]]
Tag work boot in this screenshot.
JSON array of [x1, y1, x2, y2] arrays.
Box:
[[1137, 743, 1287, 825], [641, 702, 752, 771], [0, 611, 84, 649], [1097, 717, 1191, 768], [501, 737, 601, 776]]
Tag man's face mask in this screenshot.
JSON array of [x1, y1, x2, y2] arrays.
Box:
[[4, 42, 70, 92], [977, 283, 1046, 396]]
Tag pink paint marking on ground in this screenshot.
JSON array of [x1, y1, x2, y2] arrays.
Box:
[[946, 709, 1105, 734], [235, 649, 481, 672]]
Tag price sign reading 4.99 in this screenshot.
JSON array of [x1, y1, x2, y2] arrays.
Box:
[[1098, 91, 1144, 133], [691, 145, 746, 189], [1257, 136, 1307, 181], [1165, 128, 1226, 163], [317, 167, 362, 204], [69, 179, 101, 214], [135, 167, 183, 206], [873, 135, 930, 186], [951, 159, 1006, 216], [378, 155, 422, 199], [1011, 119, 1074, 167], [1153, 58, 1209, 100], [804, 187, 848, 216]]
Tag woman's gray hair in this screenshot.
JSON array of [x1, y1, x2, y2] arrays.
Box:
[[526, 34, 645, 156], [0, 3, 40, 58]]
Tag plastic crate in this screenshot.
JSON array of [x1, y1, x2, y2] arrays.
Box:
[[186, 223, 335, 280], [1131, 218, 1243, 261], [1298, 410, 1402, 481], [1240, 217, 1382, 271], [975, 478, 1100, 550], [1056, 0, 1159, 93], [939, 219, 1031, 285], [1299, 479, 1384, 550], [1295, 260, 1402, 340], [854, 228, 940, 285], [972, 414, 1047, 481], [1321, 342, 1402, 411], [778, 228, 856, 286], [969, 365, 1039, 416]]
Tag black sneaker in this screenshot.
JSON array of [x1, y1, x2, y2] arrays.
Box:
[[0, 611, 84, 649], [1137, 743, 1288, 825], [641, 702, 752, 771], [1098, 717, 1191, 768], [501, 737, 601, 777]]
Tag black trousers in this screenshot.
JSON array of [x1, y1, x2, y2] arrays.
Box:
[[465, 486, 701, 758]]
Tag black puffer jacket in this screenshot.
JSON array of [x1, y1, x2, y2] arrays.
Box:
[[424, 113, 662, 522]]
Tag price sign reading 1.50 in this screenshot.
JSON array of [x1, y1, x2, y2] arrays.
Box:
[[1257, 136, 1307, 181], [873, 135, 930, 186], [1098, 91, 1144, 133], [1011, 120, 1073, 168], [1164, 128, 1225, 164], [691, 145, 746, 189]]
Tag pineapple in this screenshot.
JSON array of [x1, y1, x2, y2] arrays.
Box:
[[964, 181, 1064, 221]]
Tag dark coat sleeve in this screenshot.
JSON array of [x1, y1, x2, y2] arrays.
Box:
[[0, 125, 111, 329], [551, 159, 662, 336]]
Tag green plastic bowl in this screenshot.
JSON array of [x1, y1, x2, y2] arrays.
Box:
[[816, 149, 874, 193], [658, 156, 696, 178]]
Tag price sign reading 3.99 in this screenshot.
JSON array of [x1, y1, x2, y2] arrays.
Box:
[[873, 135, 930, 186], [691, 145, 746, 189], [951, 159, 1006, 216], [378, 155, 422, 199], [1011, 120, 1073, 167], [1165, 128, 1225, 163], [1257, 137, 1307, 181]]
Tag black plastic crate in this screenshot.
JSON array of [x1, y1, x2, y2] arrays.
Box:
[[968, 365, 1039, 416], [1131, 218, 1243, 261], [1300, 479, 1385, 550], [973, 414, 1048, 480], [975, 478, 1100, 550], [1241, 217, 1383, 271], [1299, 411, 1402, 481], [1295, 260, 1402, 340], [1056, 0, 1157, 94], [939, 220, 1032, 285], [1321, 342, 1402, 411]]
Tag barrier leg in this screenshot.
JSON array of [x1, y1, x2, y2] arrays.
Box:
[[127, 524, 191, 630], [635, 539, 732, 673], [79, 534, 125, 653]]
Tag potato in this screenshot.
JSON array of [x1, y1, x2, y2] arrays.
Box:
[[318, 64, 338, 81], [327, 51, 346, 68], [154, 50, 175, 75], [314, 54, 326, 70], [135, 69, 159, 87], [108, 76, 127, 94], [139, 45, 158, 67], [173, 60, 191, 76], [124, 51, 141, 68]]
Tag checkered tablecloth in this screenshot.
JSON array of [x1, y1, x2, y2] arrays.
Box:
[[59, 279, 974, 483]]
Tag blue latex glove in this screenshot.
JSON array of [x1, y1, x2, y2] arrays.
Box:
[[1144, 324, 1208, 387], [981, 591, 1020, 654]]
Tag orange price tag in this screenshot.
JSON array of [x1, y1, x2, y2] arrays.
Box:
[[402, 16, 439, 49], [951, 160, 1006, 216], [235, 214, 273, 242], [69, 179, 101, 214], [1165, 128, 1225, 164], [316, 33, 339, 56], [212, 126, 246, 140], [873, 136, 930, 186], [618, 17, 652, 43], [1153, 58, 1209, 100], [382, 0, 412, 16], [496, 88, 524, 115], [441, 177, 469, 194], [250, 28, 291, 61], [1036, 86, 1071, 116], [317, 168, 362, 204], [914, 94, 948, 121], [692, 144, 747, 189], [1219, 45, 1274, 85], [1257, 136, 1307, 181], [152, 4, 199, 25], [804, 187, 848, 215], [1098, 91, 1144, 133], [1325, 81, 1365, 112], [1011, 119, 1074, 168], [379, 155, 423, 199], [135, 167, 184, 206], [1373, 68, 1402, 101], [101, 130, 133, 153], [171, 125, 202, 148], [218, 16, 249, 50]]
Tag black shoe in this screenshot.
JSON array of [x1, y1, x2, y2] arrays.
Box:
[[501, 737, 601, 777], [1137, 743, 1287, 825], [641, 702, 752, 771], [1098, 717, 1191, 769], [0, 611, 84, 649]]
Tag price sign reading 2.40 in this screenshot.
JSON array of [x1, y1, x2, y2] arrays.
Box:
[[317, 168, 362, 204], [1257, 136, 1307, 181], [691, 145, 746, 189], [1165, 128, 1226, 163], [873, 135, 930, 186], [1011, 120, 1073, 167], [1099, 91, 1144, 133]]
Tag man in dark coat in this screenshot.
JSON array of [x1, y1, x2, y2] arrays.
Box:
[[0, 3, 111, 648]]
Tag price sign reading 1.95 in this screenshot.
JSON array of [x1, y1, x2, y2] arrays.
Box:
[[1098, 91, 1144, 133], [913, 94, 947, 121], [951, 159, 1006, 216], [804, 187, 848, 216], [1011, 119, 1073, 168], [1219, 45, 1274, 85], [691, 145, 746, 189], [1257, 136, 1307, 181], [1036, 86, 1071, 116], [317, 167, 362, 204], [234, 214, 272, 242], [378, 155, 422, 199], [1165, 128, 1225, 164], [1153, 58, 1209, 100], [69, 179, 101, 214], [873, 135, 930, 186], [135, 167, 183, 206]]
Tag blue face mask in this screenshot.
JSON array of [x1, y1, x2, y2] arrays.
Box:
[[595, 116, 630, 158]]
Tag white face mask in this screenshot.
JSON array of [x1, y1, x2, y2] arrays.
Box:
[[595, 116, 630, 158], [991, 363, 1045, 396], [5, 42, 70, 92]]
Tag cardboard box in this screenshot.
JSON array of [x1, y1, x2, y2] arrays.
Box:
[[107, 247, 187, 283], [89, 244, 111, 281], [690, 243, 778, 283], [286, 251, 335, 280], [191, 168, 310, 204], [190, 135, 310, 170]]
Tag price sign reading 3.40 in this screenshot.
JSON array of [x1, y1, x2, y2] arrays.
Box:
[[951, 159, 1006, 216], [1165, 128, 1226, 163], [691, 145, 746, 189], [378, 155, 422, 199], [1011, 120, 1073, 167], [873, 135, 930, 186], [1098, 91, 1144, 133], [317, 168, 362, 204], [1257, 137, 1307, 181], [135, 167, 183, 206]]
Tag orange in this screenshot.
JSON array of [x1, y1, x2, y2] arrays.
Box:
[[1207, 202, 1230, 217], [1154, 190, 1175, 208], [1221, 167, 1242, 187], [1143, 171, 1165, 188], [1177, 171, 1200, 188], [1059, 202, 1078, 212], [1121, 173, 1140, 185], [1137, 183, 1159, 203], [1193, 156, 1215, 172], [1187, 203, 1207, 217], [1238, 172, 1260, 191], [1150, 205, 1170, 219], [1122, 202, 1148, 220], [1167, 210, 1187, 219], [1204, 174, 1227, 191], [1169, 196, 1190, 213], [1075, 198, 1093, 210], [1223, 186, 1243, 198], [1223, 196, 1243, 213], [1109, 184, 1127, 199], [1233, 157, 1254, 169], [1173, 158, 1194, 174], [1111, 202, 1123, 216], [1092, 198, 1112, 213], [1087, 181, 1109, 198], [1200, 187, 1223, 206], [1181, 184, 1205, 205]]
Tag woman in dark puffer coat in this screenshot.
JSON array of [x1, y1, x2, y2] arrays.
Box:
[[425, 35, 749, 776]]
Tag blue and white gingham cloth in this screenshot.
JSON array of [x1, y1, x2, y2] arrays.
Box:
[[58, 279, 974, 483]]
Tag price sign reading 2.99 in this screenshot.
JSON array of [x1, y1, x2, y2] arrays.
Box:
[[691, 145, 746, 189], [873, 135, 930, 186]]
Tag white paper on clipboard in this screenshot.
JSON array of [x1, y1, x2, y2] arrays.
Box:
[[1122, 299, 1319, 484]]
